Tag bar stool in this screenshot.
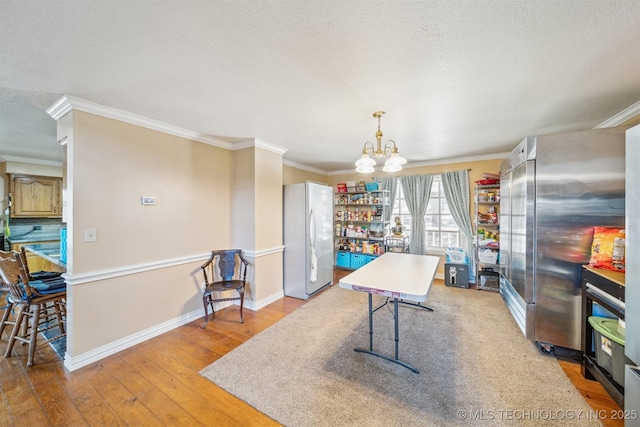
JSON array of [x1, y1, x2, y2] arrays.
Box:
[[0, 250, 66, 366]]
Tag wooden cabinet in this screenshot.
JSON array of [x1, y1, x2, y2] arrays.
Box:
[[10, 175, 62, 218], [28, 252, 65, 274]]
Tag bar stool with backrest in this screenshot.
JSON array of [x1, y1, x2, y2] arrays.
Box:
[[1, 248, 66, 341], [0, 250, 66, 366], [18, 246, 66, 320], [0, 250, 24, 341]]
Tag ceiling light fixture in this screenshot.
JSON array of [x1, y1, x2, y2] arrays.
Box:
[[355, 111, 407, 173]]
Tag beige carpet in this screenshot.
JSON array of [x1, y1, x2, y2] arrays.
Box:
[[201, 284, 601, 426]]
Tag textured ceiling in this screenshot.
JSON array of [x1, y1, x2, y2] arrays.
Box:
[[1, 0, 639, 173]]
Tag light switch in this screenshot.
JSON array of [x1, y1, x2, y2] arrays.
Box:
[[84, 228, 97, 242]]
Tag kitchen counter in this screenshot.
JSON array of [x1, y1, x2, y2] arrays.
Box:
[[7, 232, 61, 244], [582, 265, 625, 287], [23, 243, 66, 269]]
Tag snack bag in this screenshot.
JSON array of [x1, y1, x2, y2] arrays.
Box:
[[589, 227, 625, 272]]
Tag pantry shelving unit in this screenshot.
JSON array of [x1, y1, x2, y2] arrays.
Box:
[[475, 183, 500, 291], [334, 189, 390, 270]]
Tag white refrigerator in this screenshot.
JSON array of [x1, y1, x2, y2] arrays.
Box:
[[283, 182, 334, 299], [625, 124, 640, 422]]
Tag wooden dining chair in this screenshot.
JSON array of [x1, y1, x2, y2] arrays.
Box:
[[20, 246, 63, 281], [0, 250, 66, 366], [1, 246, 62, 333], [0, 276, 17, 340], [201, 249, 249, 328], [0, 251, 25, 340]]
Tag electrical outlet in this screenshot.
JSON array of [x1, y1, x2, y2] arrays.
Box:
[[33, 225, 42, 230]]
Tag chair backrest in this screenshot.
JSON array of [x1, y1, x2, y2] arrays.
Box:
[[202, 249, 248, 284], [0, 253, 8, 293], [0, 250, 31, 300], [18, 246, 63, 282], [19, 246, 32, 279]]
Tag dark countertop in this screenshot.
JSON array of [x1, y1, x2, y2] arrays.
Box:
[[23, 243, 66, 269]]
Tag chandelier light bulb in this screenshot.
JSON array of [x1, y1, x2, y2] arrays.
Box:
[[355, 153, 376, 167], [385, 151, 407, 166]]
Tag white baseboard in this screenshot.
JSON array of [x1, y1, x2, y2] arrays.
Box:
[[245, 289, 286, 311], [64, 307, 205, 371], [63, 288, 287, 372]]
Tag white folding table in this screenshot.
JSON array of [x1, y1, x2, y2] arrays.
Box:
[[338, 252, 440, 373]]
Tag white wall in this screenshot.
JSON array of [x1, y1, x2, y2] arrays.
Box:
[[62, 110, 232, 368]]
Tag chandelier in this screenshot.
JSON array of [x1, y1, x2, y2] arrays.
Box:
[[355, 111, 407, 173]]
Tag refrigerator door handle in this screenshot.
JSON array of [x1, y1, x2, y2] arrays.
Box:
[[309, 208, 317, 283], [309, 208, 316, 247]]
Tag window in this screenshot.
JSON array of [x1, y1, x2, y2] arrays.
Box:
[[391, 175, 460, 251], [425, 176, 460, 249]]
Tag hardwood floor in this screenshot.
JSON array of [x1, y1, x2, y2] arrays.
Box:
[[0, 273, 624, 427]]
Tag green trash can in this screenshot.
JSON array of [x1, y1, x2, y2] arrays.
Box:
[[588, 316, 625, 385]]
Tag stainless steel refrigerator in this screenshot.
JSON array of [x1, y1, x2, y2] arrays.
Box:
[[499, 127, 627, 352], [283, 182, 334, 299], [625, 124, 640, 419]]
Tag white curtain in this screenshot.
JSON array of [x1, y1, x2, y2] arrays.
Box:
[[441, 170, 474, 277], [399, 175, 434, 255]]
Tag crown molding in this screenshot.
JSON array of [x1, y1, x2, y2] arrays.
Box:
[[232, 138, 288, 155], [44, 95, 638, 174], [402, 152, 510, 169], [46, 95, 233, 150], [46, 96, 74, 120], [327, 152, 510, 175], [282, 159, 329, 175], [0, 155, 63, 167], [595, 100, 640, 128]]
